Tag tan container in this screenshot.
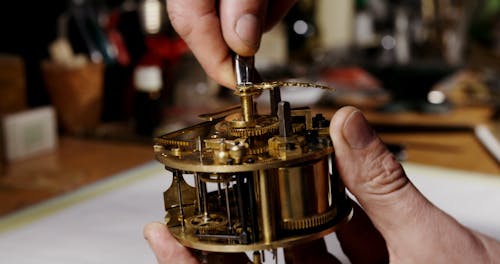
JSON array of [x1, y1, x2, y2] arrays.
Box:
[[41, 61, 104, 135]]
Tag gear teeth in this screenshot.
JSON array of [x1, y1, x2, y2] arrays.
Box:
[[154, 138, 192, 148], [281, 209, 336, 230], [248, 145, 268, 155], [217, 115, 279, 137], [229, 125, 278, 137]]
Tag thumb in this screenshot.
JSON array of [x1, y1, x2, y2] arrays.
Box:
[[329, 107, 436, 254], [144, 222, 198, 264], [330, 106, 414, 211], [219, 0, 268, 56]]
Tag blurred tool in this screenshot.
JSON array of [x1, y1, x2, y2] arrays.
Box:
[[428, 69, 491, 106]]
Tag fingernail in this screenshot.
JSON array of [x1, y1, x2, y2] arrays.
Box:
[[236, 14, 261, 49], [343, 111, 376, 149]]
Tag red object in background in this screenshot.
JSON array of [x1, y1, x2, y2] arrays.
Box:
[[320, 66, 382, 91], [107, 29, 131, 66], [142, 35, 188, 66], [103, 11, 190, 68], [132, 33, 189, 137], [319, 66, 391, 110]]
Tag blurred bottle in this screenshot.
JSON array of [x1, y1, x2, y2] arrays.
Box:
[[133, 63, 163, 136], [315, 0, 354, 51], [131, 0, 188, 137], [284, 0, 318, 64], [394, 7, 411, 64], [354, 0, 376, 49]]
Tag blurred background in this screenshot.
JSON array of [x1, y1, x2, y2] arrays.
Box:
[[0, 0, 499, 215], [1, 0, 500, 134]]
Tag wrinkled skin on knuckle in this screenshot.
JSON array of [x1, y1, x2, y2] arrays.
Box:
[[338, 138, 409, 200], [363, 149, 408, 196], [167, 1, 217, 40], [166, 3, 189, 36]]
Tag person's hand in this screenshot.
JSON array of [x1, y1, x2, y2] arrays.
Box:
[[328, 107, 500, 263], [145, 106, 500, 263], [166, 0, 297, 89]]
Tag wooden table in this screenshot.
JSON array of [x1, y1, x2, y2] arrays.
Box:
[[316, 105, 499, 175], [0, 137, 152, 216], [380, 132, 499, 174]]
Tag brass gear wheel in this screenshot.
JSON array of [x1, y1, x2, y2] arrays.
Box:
[[229, 125, 278, 137], [247, 145, 268, 155], [226, 116, 303, 138], [185, 213, 228, 233], [154, 138, 192, 148], [281, 209, 336, 230], [215, 116, 279, 137]]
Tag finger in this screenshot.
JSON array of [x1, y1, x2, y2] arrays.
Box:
[[219, 0, 268, 56], [284, 238, 341, 264], [167, 0, 235, 88], [143, 222, 198, 264], [336, 202, 389, 263]]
